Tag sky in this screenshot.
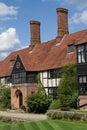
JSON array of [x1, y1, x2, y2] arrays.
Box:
[[0, 0, 87, 60]]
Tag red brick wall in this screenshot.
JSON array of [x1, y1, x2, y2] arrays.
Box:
[[11, 83, 37, 109], [78, 96, 87, 110]]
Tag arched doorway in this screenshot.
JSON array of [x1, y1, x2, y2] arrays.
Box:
[[15, 90, 23, 108]]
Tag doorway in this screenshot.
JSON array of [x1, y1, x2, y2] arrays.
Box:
[[15, 90, 23, 108]]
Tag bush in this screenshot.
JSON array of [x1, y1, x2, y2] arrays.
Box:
[[20, 105, 26, 112], [26, 93, 50, 113], [0, 88, 11, 109], [49, 99, 61, 110], [26, 74, 51, 113]]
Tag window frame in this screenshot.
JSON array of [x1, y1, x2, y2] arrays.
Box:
[[77, 44, 87, 64], [68, 44, 74, 53]]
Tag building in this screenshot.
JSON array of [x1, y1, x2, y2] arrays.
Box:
[[0, 8, 87, 110]]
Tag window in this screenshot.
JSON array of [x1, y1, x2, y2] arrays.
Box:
[[5, 76, 12, 84], [48, 69, 60, 79], [78, 75, 87, 84], [78, 75, 87, 95], [48, 87, 57, 97], [12, 72, 26, 84], [68, 44, 74, 53], [77, 44, 87, 63], [10, 60, 15, 67], [79, 76, 83, 83], [26, 72, 37, 83]]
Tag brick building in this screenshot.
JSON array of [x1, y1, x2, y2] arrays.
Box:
[[0, 8, 87, 109]]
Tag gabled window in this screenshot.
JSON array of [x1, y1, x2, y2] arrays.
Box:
[[68, 44, 74, 53]]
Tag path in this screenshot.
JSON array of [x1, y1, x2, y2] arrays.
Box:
[[0, 111, 47, 121]]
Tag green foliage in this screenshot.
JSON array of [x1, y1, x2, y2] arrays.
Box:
[[37, 74, 47, 96], [26, 74, 50, 113], [0, 88, 11, 109], [47, 110, 85, 121], [58, 63, 78, 109], [26, 93, 50, 113], [20, 105, 26, 112], [49, 99, 61, 110]]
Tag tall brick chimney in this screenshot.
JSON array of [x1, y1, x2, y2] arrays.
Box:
[[56, 8, 69, 42], [30, 20, 41, 48]]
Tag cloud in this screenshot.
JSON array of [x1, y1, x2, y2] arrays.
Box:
[[0, 2, 19, 21], [69, 10, 87, 25], [64, 0, 87, 10], [0, 28, 21, 60], [41, 0, 87, 9], [0, 2, 18, 16], [0, 16, 17, 21]]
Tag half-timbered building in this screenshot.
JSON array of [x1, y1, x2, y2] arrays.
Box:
[[0, 8, 87, 109]]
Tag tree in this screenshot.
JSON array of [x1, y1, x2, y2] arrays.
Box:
[[58, 63, 78, 110]]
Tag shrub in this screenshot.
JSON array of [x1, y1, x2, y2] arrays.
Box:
[[0, 88, 11, 109], [26, 74, 51, 113], [49, 99, 61, 110], [20, 105, 26, 112], [26, 93, 50, 113]]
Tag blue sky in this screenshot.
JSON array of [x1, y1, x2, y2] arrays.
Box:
[[0, 0, 87, 60]]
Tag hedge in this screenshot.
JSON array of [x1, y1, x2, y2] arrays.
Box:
[[47, 110, 87, 122]]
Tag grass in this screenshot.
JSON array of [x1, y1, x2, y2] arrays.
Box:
[[0, 120, 87, 130]]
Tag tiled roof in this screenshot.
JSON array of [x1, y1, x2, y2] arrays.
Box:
[[0, 29, 87, 77]]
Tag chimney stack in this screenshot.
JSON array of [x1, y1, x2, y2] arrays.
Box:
[[30, 20, 41, 48], [56, 8, 69, 42]]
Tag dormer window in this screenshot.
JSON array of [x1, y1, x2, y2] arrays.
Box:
[[68, 44, 74, 53], [10, 60, 15, 67]]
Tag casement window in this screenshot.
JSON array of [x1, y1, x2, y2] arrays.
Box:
[[78, 75, 87, 95], [5, 76, 12, 84], [12, 72, 26, 84], [10, 60, 15, 67], [27, 73, 37, 83], [48, 69, 61, 79], [79, 76, 87, 84], [48, 87, 57, 97], [77, 44, 87, 63], [68, 44, 74, 53]]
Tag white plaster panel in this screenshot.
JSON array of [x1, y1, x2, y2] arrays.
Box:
[[57, 78, 60, 86], [48, 79, 52, 87], [43, 71, 47, 78], [40, 72, 42, 82], [43, 79, 47, 87], [52, 79, 56, 86]]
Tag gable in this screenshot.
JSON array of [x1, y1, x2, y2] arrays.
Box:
[[12, 55, 26, 74]]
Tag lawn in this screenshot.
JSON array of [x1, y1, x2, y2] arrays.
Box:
[[0, 120, 87, 130]]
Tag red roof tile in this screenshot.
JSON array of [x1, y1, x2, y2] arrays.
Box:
[[0, 29, 87, 77]]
